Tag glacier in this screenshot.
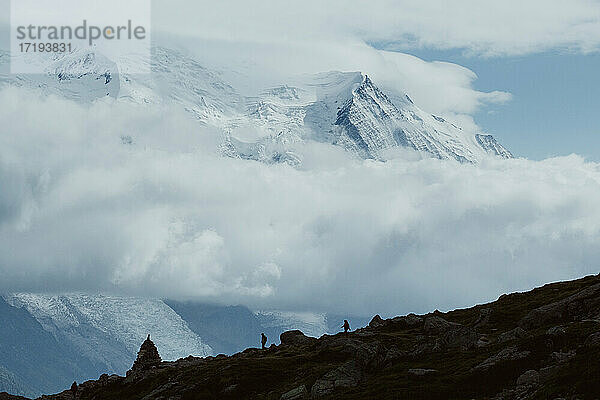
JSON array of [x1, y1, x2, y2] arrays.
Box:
[[4, 293, 213, 365]]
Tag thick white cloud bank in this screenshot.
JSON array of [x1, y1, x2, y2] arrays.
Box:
[[11, 0, 592, 57], [1, 87, 600, 317], [154, 0, 600, 57]]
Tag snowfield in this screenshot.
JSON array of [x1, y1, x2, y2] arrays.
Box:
[[5, 294, 213, 362]]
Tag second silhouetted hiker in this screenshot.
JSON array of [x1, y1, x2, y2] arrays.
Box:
[[342, 319, 350, 333], [261, 333, 267, 349]]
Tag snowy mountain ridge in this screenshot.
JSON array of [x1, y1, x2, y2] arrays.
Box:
[[306, 72, 511, 162], [0, 47, 512, 164], [4, 293, 213, 364]]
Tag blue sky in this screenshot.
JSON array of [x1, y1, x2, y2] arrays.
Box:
[[396, 49, 600, 161]]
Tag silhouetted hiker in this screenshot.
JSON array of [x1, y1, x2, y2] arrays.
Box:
[[342, 320, 350, 333], [70, 381, 78, 394], [261, 333, 267, 349]]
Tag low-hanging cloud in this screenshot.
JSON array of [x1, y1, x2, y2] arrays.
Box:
[[0, 0, 514, 134], [1, 87, 600, 317], [153, 0, 600, 57]]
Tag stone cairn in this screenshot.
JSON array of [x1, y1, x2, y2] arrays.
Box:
[[128, 334, 162, 374]]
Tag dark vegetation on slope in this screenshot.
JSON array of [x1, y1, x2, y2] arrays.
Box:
[[17, 274, 600, 399]]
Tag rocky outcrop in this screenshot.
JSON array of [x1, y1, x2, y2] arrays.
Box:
[[280, 385, 309, 400], [407, 368, 437, 377], [408, 314, 481, 355], [519, 283, 600, 329], [423, 315, 461, 335], [472, 346, 531, 372], [391, 313, 422, 327], [127, 335, 161, 375], [549, 350, 575, 364], [516, 369, 539, 388], [279, 330, 317, 347], [368, 315, 385, 328], [311, 361, 362, 398], [498, 327, 527, 343]]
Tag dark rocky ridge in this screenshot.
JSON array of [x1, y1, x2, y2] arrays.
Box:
[[0, 394, 29, 400], [19, 274, 600, 399]]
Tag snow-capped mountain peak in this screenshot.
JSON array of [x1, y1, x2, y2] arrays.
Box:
[[321, 72, 512, 162], [0, 46, 512, 163], [225, 70, 513, 163]]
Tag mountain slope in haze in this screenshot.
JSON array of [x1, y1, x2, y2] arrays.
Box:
[[30, 273, 600, 400], [164, 301, 267, 356], [0, 366, 28, 398], [0, 297, 109, 397], [5, 294, 213, 364], [0, 47, 512, 164], [0, 294, 212, 396]]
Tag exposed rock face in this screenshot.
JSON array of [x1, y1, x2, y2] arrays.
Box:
[[408, 368, 437, 377], [549, 350, 575, 364], [473, 346, 531, 372], [423, 315, 461, 335], [392, 313, 422, 327], [474, 308, 493, 328], [498, 327, 527, 343], [519, 283, 600, 329], [368, 315, 385, 328], [279, 330, 316, 346], [516, 369, 539, 387], [311, 360, 362, 398], [280, 385, 309, 400], [128, 335, 161, 374], [475, 134, 513, 159]]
